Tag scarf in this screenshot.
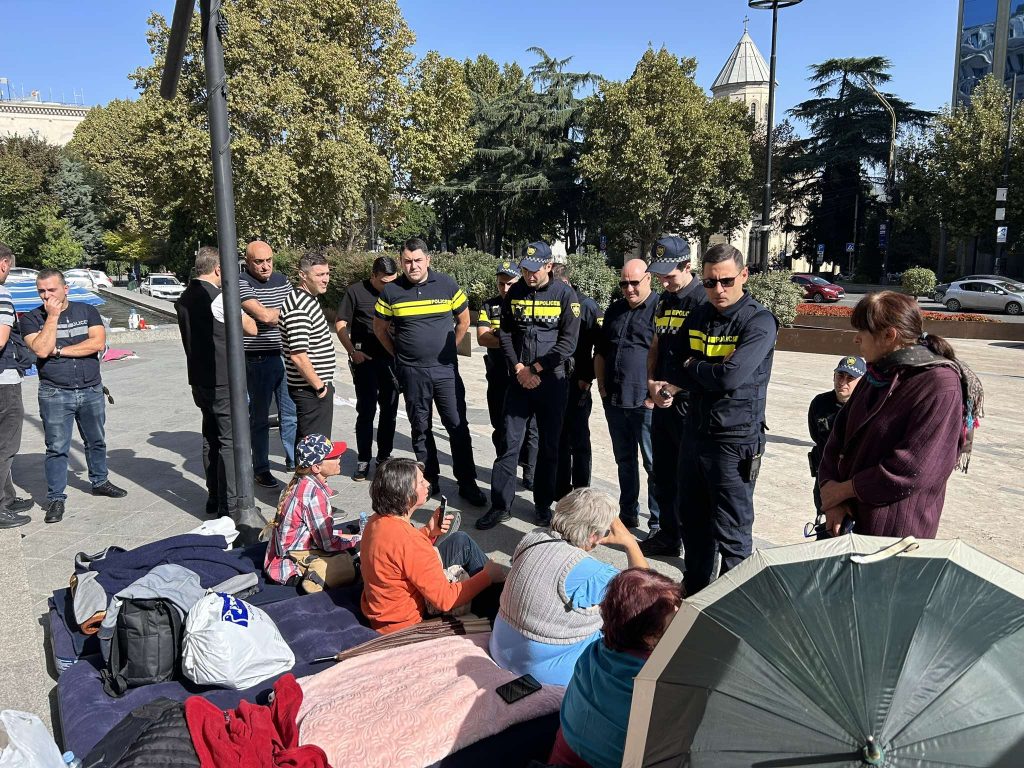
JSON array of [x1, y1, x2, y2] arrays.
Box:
[[868, 344, 985, 473]]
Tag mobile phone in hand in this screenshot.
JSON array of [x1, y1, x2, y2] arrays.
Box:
[[496, 674, 541, 704], [436, 494, 448, 528]]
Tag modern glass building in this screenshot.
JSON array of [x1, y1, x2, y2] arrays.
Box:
[[955, 0, 1024, 104]]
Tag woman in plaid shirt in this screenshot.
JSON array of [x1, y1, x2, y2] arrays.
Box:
[[263, 434, 357, 584]]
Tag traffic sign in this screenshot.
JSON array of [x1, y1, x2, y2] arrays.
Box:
[[816, 243, 825, 255], [997, 187, 1008, 202], [845, 242, 855, 253], [996, 207, 1006, 221], [997, 226, 1008, 244]]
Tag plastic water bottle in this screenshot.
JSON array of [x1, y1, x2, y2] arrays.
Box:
[[128, 307, 139, 330], [359, 512, 369, 535], [63, 752, 82, 768]]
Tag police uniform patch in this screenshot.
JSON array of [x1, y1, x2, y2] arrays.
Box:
[[571, 302, 581, 317], [656, 245, 666, 257], [502, 261, 512, 269], [846, 356, 856, 366], [526, 246, 536, 256]]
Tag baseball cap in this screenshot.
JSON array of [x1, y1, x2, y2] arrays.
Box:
[[296, 434, 347, 468], [496, 259, 519, 278], [647, 236, 692, 275], [519, 242, 553, 272], [834, 355, 866, 378]]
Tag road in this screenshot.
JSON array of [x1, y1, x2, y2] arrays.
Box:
[[831, 287, 1024, 324]]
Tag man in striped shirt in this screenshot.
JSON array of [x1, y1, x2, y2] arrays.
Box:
[[373, 238, 487, 507], [280, 251, 337, 452], [0, 243, 32, 528]]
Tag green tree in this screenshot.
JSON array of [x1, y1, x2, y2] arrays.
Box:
[[579, 47, 753, 256], [51, 156, 105, 258], [34, 207, 84, 270]]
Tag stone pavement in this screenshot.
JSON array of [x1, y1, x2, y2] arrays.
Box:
[[2, 332, 1021, 742]]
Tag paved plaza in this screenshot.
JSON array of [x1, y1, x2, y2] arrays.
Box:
[[2, 331, 1022, 738]]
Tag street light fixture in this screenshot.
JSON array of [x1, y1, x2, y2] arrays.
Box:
[[860, 76, 897, 283], [748, 0, 803, 273]]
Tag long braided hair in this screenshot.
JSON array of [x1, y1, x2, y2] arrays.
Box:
[[259, 467, 313, 542]]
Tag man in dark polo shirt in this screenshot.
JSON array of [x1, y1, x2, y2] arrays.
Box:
[[22, 269, 127, 524], [373, 237, 487, 506], [239, 240, 297, 487], [176, 247, 258, 518], [336, 255, 399, 481], [594, 258, 661, 531]]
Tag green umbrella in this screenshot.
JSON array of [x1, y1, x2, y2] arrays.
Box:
[[624, 535, 1024, 767]]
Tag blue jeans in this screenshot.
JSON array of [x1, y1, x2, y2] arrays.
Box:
[[246, 354, 297, 472], [38, 383, 108, 501], [603, 403, 660, 523]]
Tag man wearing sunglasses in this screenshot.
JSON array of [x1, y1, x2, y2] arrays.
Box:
[[650, 244, 778, 595], [593, 259, 662, 535], [640, 236, 707, 555]]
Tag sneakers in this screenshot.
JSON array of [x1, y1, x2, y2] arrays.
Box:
[[254, 472, 279, 489], [285, 460, 296, 472], [44, 500, 65, 524], [0, 508, 30, 529], [638, 532, 681, 557], [475, 507, 511, 530], [5, 497, 33, 514], [353, 462, 370, 482], [91, 481, 127, 498], [458, 484, 488, 507]]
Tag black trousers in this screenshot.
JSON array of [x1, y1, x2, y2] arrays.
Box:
[[0, 382, 24, 510], [678, 438, 762, 595], [555, 382, 593, 498], [485, 365, 538, 479], [396, 364, 477, 487], [651, 405, 684, 542], [490, 373, 568, 515], [352, 358, 399, 463], [289, 383, 335, 453], [191, 385, 236, 516]]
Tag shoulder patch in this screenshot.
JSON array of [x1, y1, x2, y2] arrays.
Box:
[[571, 302, 581, 317]]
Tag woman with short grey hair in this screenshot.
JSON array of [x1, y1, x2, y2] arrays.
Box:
[[489, 487, 648, 685]]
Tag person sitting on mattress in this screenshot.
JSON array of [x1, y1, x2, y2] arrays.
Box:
[[262, 433, 357, 586], [549, 568, 684, 768], [360, 458, 507, 634], [489, 488, 648, 686]]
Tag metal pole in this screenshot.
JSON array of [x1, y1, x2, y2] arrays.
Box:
[[758, 2, 780, 273], [861, 78, 897, 283], [996, 73, 1017, 275], [200, 0, 262, 538]]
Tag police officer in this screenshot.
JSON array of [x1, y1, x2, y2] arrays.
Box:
[[373, 238, 488, 506], [808, 355, 864, 511], [554, 262, 602, 498], [477, 242, 581, 529], [478, 260, 538, 488], [651, 244, 778, 594], [641, 236, 707, 554]]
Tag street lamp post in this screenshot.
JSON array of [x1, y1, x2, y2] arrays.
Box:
[[860, 77, 897, 284], [749, 0, 803, 273]]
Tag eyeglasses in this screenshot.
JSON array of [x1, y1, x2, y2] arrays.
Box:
[[618, 277, 648, 289], [702, 275, 741, 289]]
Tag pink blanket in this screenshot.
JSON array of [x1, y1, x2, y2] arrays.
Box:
[[297, 633, 564, 767]]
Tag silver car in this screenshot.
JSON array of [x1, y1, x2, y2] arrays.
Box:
[[943, 279, 1024, 315]]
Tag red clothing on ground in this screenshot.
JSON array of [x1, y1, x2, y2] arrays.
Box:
[[548, 728, 593, 768], [359, 513, 490, 634]]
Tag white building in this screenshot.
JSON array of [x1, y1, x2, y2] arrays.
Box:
[[0, 95, 89, 147]]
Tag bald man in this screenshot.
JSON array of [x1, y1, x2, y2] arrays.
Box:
[[593, 259, 663, 532], [239, 240, 297, 486]]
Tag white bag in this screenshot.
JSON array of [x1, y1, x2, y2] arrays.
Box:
[[188, 516, 239, 549], [181, 593, 294, 690], [0, 711, 64, 768]]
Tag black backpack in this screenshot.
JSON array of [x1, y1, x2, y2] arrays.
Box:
[[101, 598, 184, 698], [0, 317, 35, 374]]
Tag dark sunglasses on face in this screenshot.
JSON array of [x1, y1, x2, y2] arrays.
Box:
[[702, 275, 741, 289], [618, 277, 648, 288]]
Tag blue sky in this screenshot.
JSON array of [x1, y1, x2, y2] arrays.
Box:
[[0, 0, 958, 122]]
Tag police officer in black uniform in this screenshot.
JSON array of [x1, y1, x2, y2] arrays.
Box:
[[477, 242, 581, 529], [478, 260, 538, 488], [808, 355, 864, 511], [652, 244, 778, 595], [554, 262, 602, 498], [640, 236, 707, 555]]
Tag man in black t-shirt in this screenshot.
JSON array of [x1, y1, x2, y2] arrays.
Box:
[[22, 269, 127, 524], [336, 256, 399, 481], [808, 355, 864, 511]]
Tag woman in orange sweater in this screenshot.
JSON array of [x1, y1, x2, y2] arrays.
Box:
[[360, 458, 507, 633]]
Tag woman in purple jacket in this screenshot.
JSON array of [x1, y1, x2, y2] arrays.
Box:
[[817, 291, 984, 539]]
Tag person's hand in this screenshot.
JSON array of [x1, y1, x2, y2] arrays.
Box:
[[516, 365, 536, 389], [578, 379, 592, 392], [643, 397, 655, 409], [43, 296, 62, 317], [351, 350, 371, 365], [598, 517, 638, 548], [316, 383, 329, 399], [483, 559, 509, 584], [819, 480, 853, 511], [424, 506, 451, 538], [649, 380, 673, 408], [824, 503, 851, 537]]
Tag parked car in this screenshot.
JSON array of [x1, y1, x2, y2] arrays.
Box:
[[64, 269, 100, 289], [790, 273, 846, 303], [88, 269, 113, 288], [933, 274, 1003, 302], [942, 279, 1024, 315], [6, 267, 38, 281], [140, 273, 186, 301]]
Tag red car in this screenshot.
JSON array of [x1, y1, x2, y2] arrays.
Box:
[[790, 273, 845, 303]]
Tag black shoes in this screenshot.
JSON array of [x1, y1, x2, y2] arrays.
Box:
[[45, 500, 65, 524], [5, 497, 33, 514], [254, 472, 279, 489], [285, 460, 296, 472], [521, 476, 534, 491], [458, 484, 488, 507], [353, 462, 370, 482], [476, 507, 511, 530], [91, 481, 127, 498], [638, 532, 682, 557], [535, 508, 552, 526], [0, 508, 30, 529], [619, 513, 640, 528]]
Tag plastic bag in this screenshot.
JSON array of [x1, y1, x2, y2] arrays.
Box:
[[188, 516, 239, 549], [181, 593, 294, 690], [0, 711, 64, 768]]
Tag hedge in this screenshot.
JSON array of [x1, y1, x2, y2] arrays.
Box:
[[795, 303, 997, 322], [746, 270, 804, 326]]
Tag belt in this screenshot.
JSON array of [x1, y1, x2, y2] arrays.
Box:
[[245, 351, 282, 359]]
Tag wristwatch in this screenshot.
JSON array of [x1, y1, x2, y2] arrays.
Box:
[[316, 383, 328, 396], [53, 347, 62, 359]]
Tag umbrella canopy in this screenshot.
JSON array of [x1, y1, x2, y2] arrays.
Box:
[[625, 535, 1024, 767], [6, 278, 104, 313]]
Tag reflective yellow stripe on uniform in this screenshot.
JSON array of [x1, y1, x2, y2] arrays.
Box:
[[390, 299, 456, 317], [689, 330, 738, 358], [478, 307, 491, 325], [655, 309, 688, 332], [452, 289, 468, 308], [374, 298, 394, 317], [509, 299, 563, 318]]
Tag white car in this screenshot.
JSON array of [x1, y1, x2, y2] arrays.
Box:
[[64, 269, 99, 289], [943, 279, 1024, 315], [140, 273, 186, 301], [88, 269, 113, 289], [6, 267, 38, 281]]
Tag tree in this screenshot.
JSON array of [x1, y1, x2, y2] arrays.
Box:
[[51, 156, 105, 258], [34, 207, 84, 270], [580, 48, 754, 256]]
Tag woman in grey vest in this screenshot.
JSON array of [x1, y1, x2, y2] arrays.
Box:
[[489, 488, 648, 685]]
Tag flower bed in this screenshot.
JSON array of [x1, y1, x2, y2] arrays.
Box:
[[795, 304, 998, 323]]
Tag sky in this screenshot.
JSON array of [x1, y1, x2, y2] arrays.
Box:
[[0, 0, 959, 123]]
